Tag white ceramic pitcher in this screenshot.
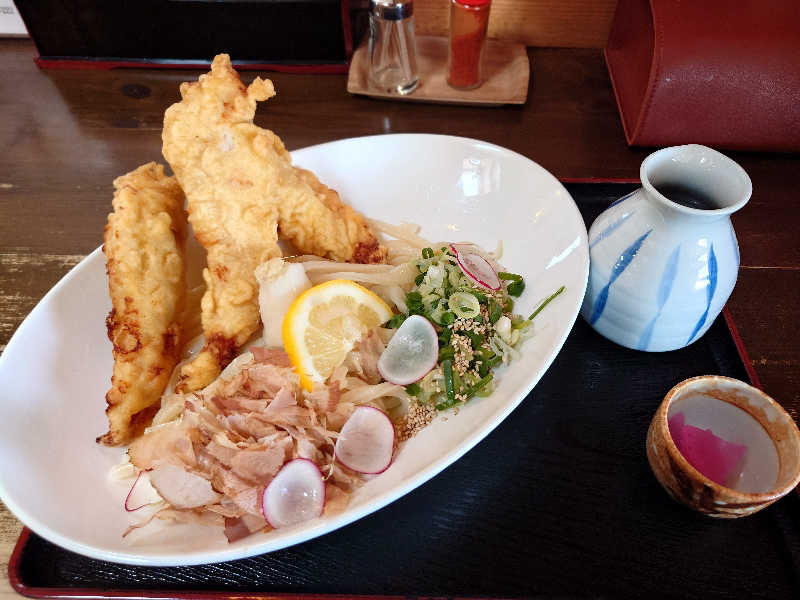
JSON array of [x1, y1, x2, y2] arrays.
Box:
[[581, 144, 752, 351]]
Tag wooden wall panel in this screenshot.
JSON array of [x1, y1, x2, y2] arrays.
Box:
[[414, 0, 618, 48]]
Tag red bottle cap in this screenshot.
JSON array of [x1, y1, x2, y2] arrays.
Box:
[[455, 0, 491, 7]]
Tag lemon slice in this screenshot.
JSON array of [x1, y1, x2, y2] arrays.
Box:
[[282, 279, 394, 390]]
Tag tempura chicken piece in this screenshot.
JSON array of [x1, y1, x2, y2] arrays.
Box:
[[99, 162, 187, 446], [162, 53, 386, 392]]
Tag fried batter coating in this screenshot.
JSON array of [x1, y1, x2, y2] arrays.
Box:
[[162, 54, 386, 392], [99, 163, 187, 446]]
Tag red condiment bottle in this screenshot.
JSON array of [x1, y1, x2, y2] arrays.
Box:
[[447, 0, 491, 89]]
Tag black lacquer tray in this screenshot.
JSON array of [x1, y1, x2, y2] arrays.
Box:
[[10, 184, 799, 599]]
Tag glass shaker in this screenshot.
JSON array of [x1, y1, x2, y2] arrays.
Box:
[[369, 0, 419, 95]]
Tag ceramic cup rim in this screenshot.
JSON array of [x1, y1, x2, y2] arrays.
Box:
[[640, 144, 752, 218], [656, 375, 800, 502]]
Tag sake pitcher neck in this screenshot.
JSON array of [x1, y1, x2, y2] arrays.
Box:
[[640, 144, 752, 221]]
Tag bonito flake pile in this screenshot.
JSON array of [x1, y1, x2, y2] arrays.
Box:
[[126, 339, 400, 542]]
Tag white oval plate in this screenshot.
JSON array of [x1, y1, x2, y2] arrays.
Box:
[[0, 134, 588, 566]]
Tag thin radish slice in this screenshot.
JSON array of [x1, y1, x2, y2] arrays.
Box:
[[335, 406, 395, 474], [449, 242, 481, 255], [262, 458, 325, 528], [378, 315, 438, 385], [450, 244, 501, 290], [149, 464, 221, 509], [124, 470, 154, 512]]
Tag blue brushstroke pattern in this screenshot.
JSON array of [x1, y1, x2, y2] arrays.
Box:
[[589, 210, 634, 249], [588, 190, 639, 248], [609, 189, 638, 208], [687, 244, 718, 344], [729, 225, 740, 267], [637, 245, 680, 350], [589, 229, 653, 325]]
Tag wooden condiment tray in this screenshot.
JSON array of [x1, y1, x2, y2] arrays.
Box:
[[347, 35, 530, 105]]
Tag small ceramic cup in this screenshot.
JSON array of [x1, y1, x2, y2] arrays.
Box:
[[647, 375, 800, 517]]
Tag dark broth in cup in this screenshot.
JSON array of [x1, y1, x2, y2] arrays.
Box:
[[654, 183, 722, 210]]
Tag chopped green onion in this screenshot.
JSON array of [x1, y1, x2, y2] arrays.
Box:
[[405, 382, 421, 397], [465, 374, 493, 400], [457, 288, 487, 304], [498, 272, 522, 282], [438, 346, 455, 362], [498, 272, 526, 295], [507, 280, 525, 296], [475, 386, 493, 398], [448, 268, 461, 288], [477, 359, 491, 377], [475, 347, 495, 362], [442, 360, 455, 404], [418, 283, 433, 296], [429, 302, 445, 324], [439, 311, 455, 326], [488, 299, 502, 324], [435, 398, 458, 411], [528, 286, 565, 321], [448, 291, 481, 319], [406, 291, 424, 315], [441, 277, 452, 297], [400, 245, 545, 414], [464, 330, 483, 349], [452, 366, 463, 393], [386, 314, 407, 329]]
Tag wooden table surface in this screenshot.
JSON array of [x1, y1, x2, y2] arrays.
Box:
[[0, 38, 798, 598]]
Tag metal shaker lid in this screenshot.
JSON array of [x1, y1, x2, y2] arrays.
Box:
[[370, 0, 414, 21]]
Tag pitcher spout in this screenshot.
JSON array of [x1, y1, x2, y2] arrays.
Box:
[[641, 144, 751, 218]]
